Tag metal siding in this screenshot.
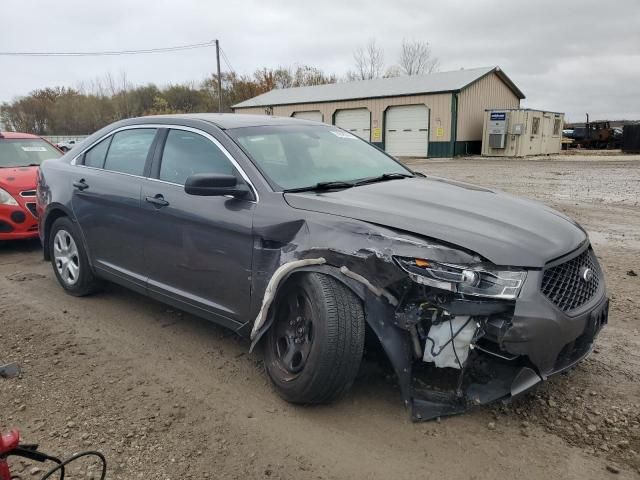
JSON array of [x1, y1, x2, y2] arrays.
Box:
[[235, 92, 452, 143], [457, 73, 520, 141], [232, 106, 266, 115]]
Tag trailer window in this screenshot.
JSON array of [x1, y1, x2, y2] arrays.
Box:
[[531, 117, 540, 135], [553, 119, 561, 136]]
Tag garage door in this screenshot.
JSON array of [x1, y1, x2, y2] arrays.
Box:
[[385, 105, 429, 157], [292, 111, 323, 122], [334, 108, 370, 141]]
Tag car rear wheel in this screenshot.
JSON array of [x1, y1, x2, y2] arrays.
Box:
[[264, 273, 365, 404], [50, 217, 102, 296]]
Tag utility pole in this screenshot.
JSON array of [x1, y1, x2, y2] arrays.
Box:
[[215, 39, 222, 113]]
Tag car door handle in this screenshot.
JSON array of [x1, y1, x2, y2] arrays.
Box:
[[73, 179, 89, 191], [145, 194, 169, 207]]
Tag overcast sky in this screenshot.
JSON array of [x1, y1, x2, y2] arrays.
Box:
[[1, 0, 639, 122]]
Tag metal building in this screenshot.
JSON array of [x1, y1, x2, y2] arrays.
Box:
[[481, 109, 564, 157], [232, 66, 524, 158]]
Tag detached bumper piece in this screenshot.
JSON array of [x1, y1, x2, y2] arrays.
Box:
[[389, 259, 608, 421]]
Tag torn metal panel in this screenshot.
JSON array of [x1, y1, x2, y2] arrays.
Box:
[[338, 266, 398, 307]]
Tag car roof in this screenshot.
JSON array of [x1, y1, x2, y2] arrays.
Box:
[[129, 113, 322, 129], [0, 131, 43, 139]]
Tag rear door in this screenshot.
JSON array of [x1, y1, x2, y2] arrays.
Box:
[[72, 127, 159, 291], [141, 127, 255, 328]]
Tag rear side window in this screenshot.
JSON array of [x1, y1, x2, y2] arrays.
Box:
[[83, 137, 112, 168], [103, 129, 157, 176], [159, 129, 234, 185]]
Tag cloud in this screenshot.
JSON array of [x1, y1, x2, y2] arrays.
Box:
[[1, 0, 638, 121]]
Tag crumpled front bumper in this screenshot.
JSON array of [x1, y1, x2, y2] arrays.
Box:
[[408, 267, 609, 421], [501, 269, 608, 378]]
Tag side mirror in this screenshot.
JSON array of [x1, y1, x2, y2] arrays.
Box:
[[184, 173, 250, 198]]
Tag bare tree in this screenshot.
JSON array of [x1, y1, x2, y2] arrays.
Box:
[[383, 65, 403, 78], [399, 39, 439, 76], [348, 39, 385, 80]]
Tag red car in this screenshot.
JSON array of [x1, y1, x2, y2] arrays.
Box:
[[0, 132, 62, 240]]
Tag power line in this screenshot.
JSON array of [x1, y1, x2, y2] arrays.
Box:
[[0, 40, 216, 57], [219, 47, 236, 75], [220, 49, 235, 73]]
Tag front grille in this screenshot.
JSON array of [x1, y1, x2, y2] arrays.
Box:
[[20, 190, 36, 197], [25, 202, 38, 218], [541, 249, 601, 313]]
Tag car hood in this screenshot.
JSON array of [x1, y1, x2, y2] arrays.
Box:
[[283, 177, 587, 267], [0, 166, 38, 194]]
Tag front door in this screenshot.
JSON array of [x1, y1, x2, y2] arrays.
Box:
[[141, 128, 255, 328], [71, 127, 159, 291]]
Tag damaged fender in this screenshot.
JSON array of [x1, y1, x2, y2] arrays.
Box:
[[250, 257, 327, 342]]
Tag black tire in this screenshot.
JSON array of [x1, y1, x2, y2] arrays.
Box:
[[264, 273, 365, 404], [49, 216, 102, 296]]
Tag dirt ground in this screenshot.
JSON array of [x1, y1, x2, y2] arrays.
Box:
[[1, 152, 639, 479]]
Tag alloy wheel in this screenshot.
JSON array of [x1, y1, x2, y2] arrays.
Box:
[[53, 229, 80, 286]]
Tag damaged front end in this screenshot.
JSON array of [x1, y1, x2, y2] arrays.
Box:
[[384, 245, 608, 421], [247, 215, 608, 421]]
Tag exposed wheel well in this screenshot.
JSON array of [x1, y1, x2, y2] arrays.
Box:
[[251, 267, 366, 341], [42, 209, 68, 260]]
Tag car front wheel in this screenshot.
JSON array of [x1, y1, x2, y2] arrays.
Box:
[[264, 273, 365, 404]]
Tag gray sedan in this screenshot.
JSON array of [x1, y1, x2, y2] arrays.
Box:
[[37, 114, 608, 420]]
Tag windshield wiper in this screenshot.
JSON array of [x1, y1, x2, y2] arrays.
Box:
[[353, 172, 414, 186], [283, 181, 355, 193]]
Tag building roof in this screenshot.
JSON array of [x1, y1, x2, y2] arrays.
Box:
[[233, 66, 524, 109]]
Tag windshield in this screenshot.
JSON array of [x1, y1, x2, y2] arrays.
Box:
[[0, 139, 62, 167], [228, 125, 412, 191]]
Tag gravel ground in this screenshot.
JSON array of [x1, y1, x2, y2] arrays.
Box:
[[1, 151, 639, 479]]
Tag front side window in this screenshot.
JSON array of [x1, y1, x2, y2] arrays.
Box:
[[159, 130, 235, 185], [83, 136, 112, 168], [103, 129, 157, 176], [228, 125, 411, 191], [0, 139, 61, 168]]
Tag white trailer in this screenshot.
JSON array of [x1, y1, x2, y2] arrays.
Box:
[[482, 109, 564, 157]]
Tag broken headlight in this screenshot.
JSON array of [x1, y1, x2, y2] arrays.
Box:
[[394, 256, 526, 300]]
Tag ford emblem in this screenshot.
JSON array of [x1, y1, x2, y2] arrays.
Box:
[[581, 267, 594, 283]]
